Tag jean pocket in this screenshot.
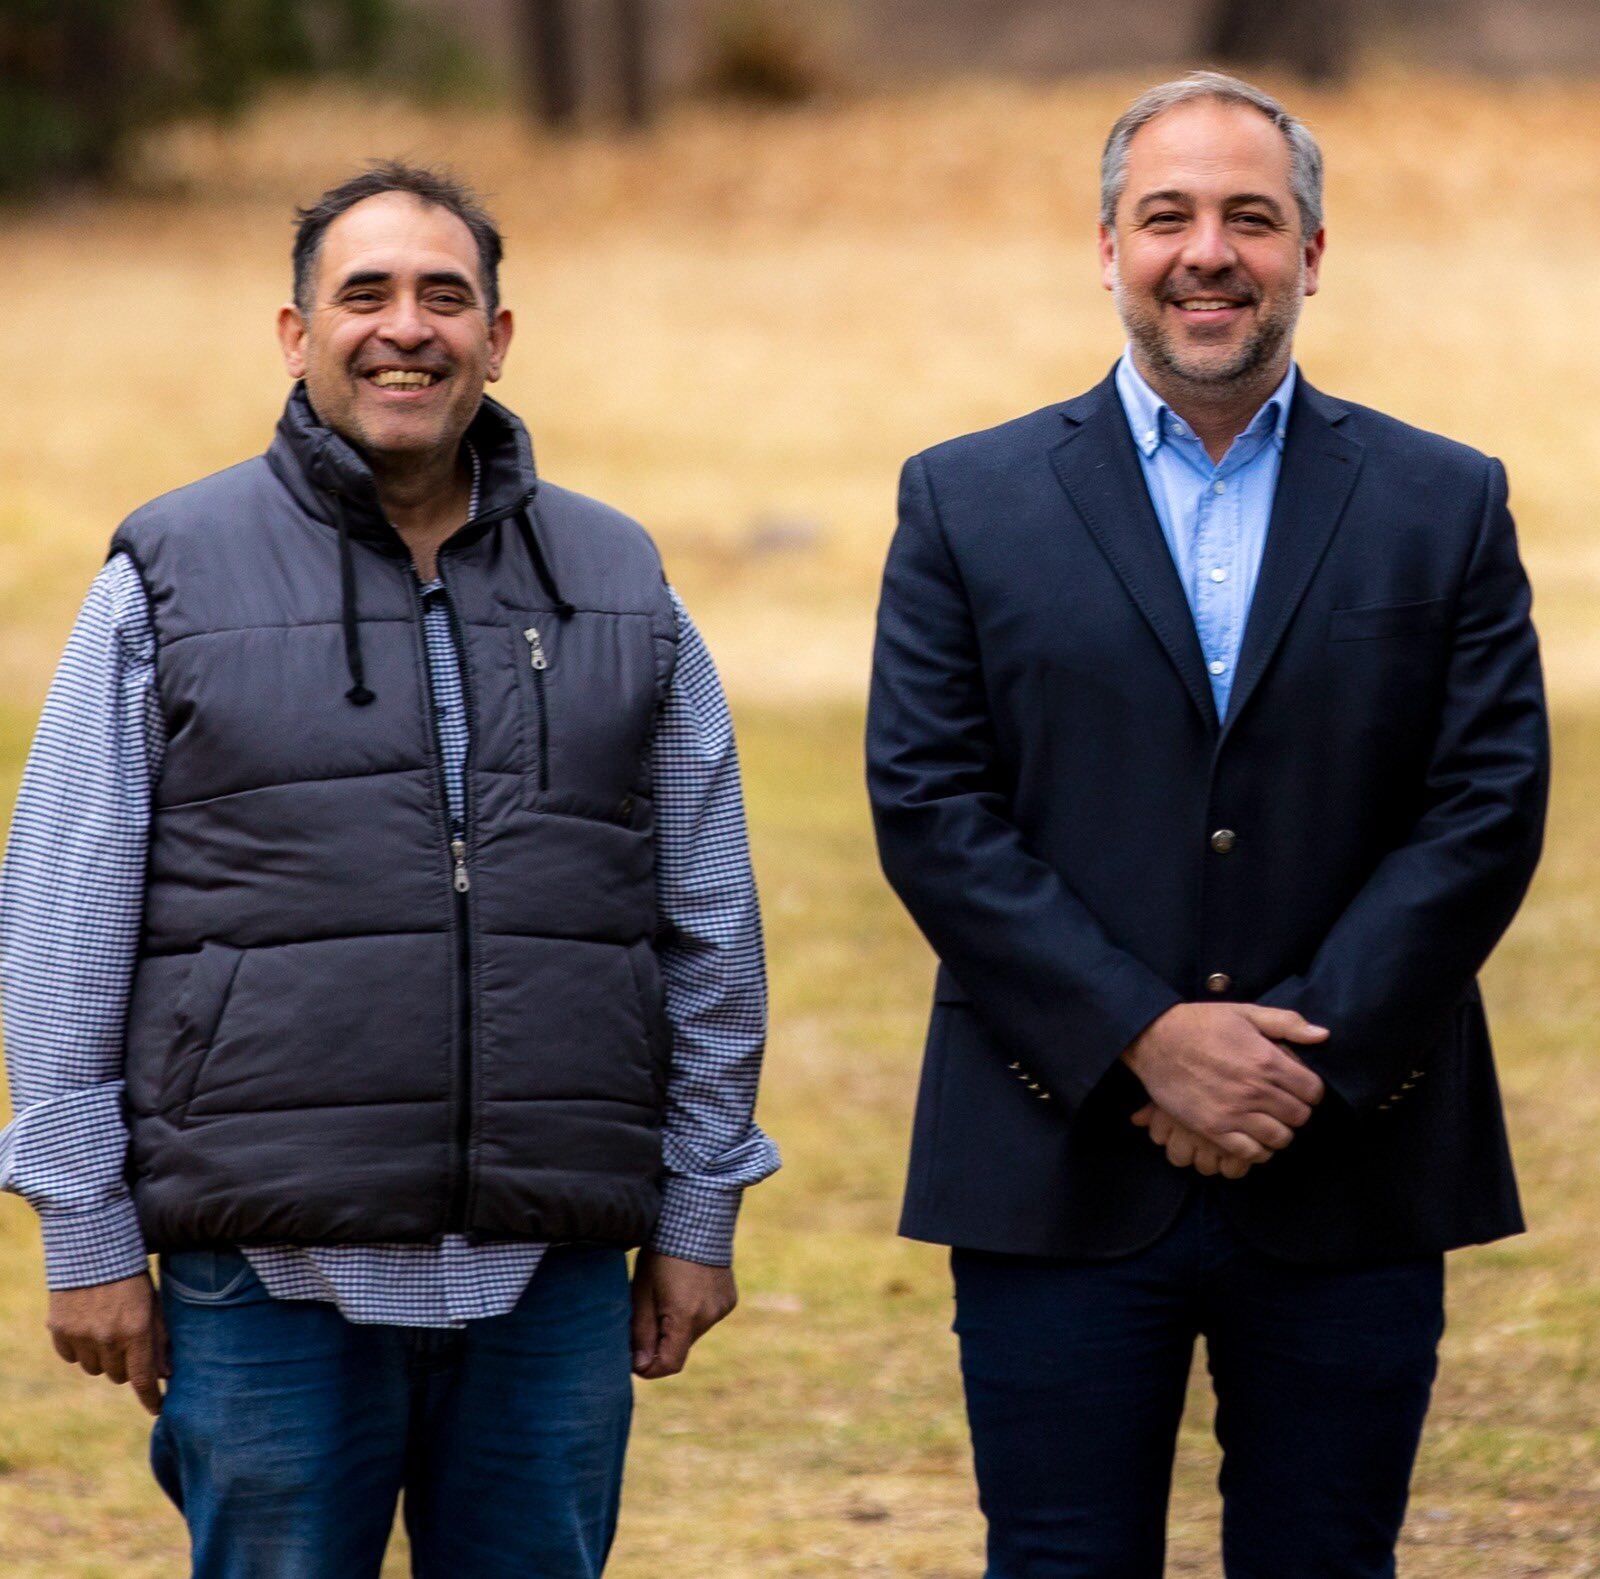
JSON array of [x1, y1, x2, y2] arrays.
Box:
[[159, 1248, 261, 1305]]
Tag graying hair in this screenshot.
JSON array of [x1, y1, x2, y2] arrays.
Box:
[[1099, 70, 1324, 236]]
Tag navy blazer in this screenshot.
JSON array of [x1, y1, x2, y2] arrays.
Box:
[[867, 369, 1549, 1263]]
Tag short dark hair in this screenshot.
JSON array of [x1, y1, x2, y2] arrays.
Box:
[[291, 161, 504, 314]]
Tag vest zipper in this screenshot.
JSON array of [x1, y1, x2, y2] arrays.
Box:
[[410, 565, 480, 1238], [522, 625, 551, 791]]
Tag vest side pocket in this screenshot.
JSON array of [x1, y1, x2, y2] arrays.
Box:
[[157, 942, 245, 1124]]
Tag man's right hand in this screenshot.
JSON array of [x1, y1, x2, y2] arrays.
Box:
[[48, 1271, 169, 1416], [1121, 1003, 1329, 1163]]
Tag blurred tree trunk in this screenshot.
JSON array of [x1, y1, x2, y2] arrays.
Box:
[[1200, 0, 1355, 82], [518, 0, 580, 130], [614, 0, 653, 130]]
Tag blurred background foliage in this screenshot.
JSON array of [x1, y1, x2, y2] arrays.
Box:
[[9, 0, 1600, 196], [0, 0, 401, 193]]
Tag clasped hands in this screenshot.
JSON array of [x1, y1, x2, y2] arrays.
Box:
[[1121, 1002, 1329, 1180]]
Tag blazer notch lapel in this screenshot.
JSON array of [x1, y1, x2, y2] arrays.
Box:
[[1222, 390, 1364, 736], [1049, 386, 1219, 733]]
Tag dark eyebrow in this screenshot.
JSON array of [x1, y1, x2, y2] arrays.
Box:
[[1132, 190, 1193, 214], [332, 268, 480, 298], [1228, 193, 1288, 219]]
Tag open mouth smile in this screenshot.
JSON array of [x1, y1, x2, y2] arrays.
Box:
[[362, 367, 448, 394]]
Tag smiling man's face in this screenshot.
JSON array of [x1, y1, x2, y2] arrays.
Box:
[[1099, 96, 1323, 390], [278, 190, 512, 465]]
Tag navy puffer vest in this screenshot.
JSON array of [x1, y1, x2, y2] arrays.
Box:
[[114, 387, 678, 1251]]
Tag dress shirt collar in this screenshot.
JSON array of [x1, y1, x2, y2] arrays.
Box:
[[1115, 349, 1297, 463]]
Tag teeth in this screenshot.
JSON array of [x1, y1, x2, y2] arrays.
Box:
[[1177, 300, 1240, 311], [370, 370, 439, 389]]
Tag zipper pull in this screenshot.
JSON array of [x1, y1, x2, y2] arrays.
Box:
[[523, 626, 548, 671], [450, 837, 470, 893]]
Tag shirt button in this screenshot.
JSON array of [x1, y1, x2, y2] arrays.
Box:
[[1209, 659, 1227, 675], [1205, 972, 1233, 994], [1210, 567, 1227, 583], [1144, 429, 1157, 444], [1213, 480, 1226, 494]]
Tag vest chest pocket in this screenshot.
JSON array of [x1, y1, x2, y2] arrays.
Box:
[[515, 620, 552, 792], [157, 942, 245, 1123], [508, 611, 661, 820]]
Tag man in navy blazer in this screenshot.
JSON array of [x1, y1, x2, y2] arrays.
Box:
[[867, 72, 1548, 1577]]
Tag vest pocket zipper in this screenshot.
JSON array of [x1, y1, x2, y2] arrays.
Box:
[[522, 625, 551, 791]]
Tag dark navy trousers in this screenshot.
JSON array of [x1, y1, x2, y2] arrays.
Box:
[[953, 1186, 1445, 1578]]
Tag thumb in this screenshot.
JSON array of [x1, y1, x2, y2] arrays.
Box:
[[1237, 1005, 1329, 1044], [630, 1270, 659, 1374], [1130, 1103, 1156, 1127]]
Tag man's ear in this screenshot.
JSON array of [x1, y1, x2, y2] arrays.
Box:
[[486, 307, 514, 384], [1098, 223, 1118, 294], [1302, 226, 1327, 299], [277, 303, 308, 379]]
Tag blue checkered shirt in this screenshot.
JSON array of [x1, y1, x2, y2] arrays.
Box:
[[0, 479, 777, 1326]]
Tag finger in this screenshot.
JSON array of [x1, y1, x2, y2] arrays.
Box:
[[638, 1314, 693, 1380], [77, 1340, 106, 1378], [103, 1339, 131, 1386], [630, 1276, 659, 1375], [1251, 1087, 1314, 1129], [1148, 1110, 1174, 1146], [1262, 1053, 1327, 1107], [1130, 1104, 1155, 1128], [1217, 1131, 1273, 1164], [127, 1339, 164, 1416], [155, 1306, 173, 1380], [50, 1329, 78, 1366], [1238, 1006, 1330, 1044], [1236, 1112, 1297, 1152], [1165, 1131, 1197, 1169], [1218, 1154, 1252, 1180], [1192, 1145, 1220, 1177]]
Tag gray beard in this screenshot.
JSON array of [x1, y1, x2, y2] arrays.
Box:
[[1113, 275, 1302, 390]]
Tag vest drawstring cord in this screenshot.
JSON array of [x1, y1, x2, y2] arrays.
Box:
[[519, 506, 575, 618], [334, 495, 376, 706]]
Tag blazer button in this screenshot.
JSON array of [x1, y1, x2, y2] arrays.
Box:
[[1205, 972, 1232, 994], [1209, 828, 1237, 854]]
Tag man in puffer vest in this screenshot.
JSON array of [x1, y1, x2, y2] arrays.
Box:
[[0, 162, 778, 1577]]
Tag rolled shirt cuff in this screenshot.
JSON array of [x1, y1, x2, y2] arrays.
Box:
[[649, 1178, 743, 1266], [39, 1197, 150, 1290]]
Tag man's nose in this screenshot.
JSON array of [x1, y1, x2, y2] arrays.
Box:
[[379, 294, 433, 349], [1178, 216, 1239, 275]]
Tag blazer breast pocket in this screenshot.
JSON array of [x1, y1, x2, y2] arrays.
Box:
[[1327, 598, 1448, 643]]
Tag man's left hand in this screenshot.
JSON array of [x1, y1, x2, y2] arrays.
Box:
[[1131, 1103, 1255, 1179], [630, 1249, 738, 1380]]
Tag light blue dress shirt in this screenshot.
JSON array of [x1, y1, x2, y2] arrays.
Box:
[[1113, 351, 1298, 718]]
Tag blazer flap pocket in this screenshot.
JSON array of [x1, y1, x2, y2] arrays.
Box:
[[1328, 598, 1447, 642]]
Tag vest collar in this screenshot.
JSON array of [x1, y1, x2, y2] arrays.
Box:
[[266, 382, 540, 550]]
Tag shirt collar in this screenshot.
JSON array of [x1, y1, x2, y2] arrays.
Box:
[[418, 444, 481, 596], [1115, 350, 1297, 461]]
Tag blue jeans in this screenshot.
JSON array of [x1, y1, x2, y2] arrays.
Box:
[[953, 1186, 1446, 1579], [151, 1244, 633, 1579]]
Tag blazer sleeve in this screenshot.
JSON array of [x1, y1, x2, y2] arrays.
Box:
[[866, 454, 1182, 1111], [1260, 457, 1550, 1112]]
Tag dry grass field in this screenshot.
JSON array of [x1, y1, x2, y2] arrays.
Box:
[[2, 67, 1599, 1575]]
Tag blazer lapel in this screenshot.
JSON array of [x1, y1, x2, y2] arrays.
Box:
[[1049, 374, 1219, 732], [1220, 380, 1364, 738]]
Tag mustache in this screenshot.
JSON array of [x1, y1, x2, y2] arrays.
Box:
[[1159, 277, 1259, 304]]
